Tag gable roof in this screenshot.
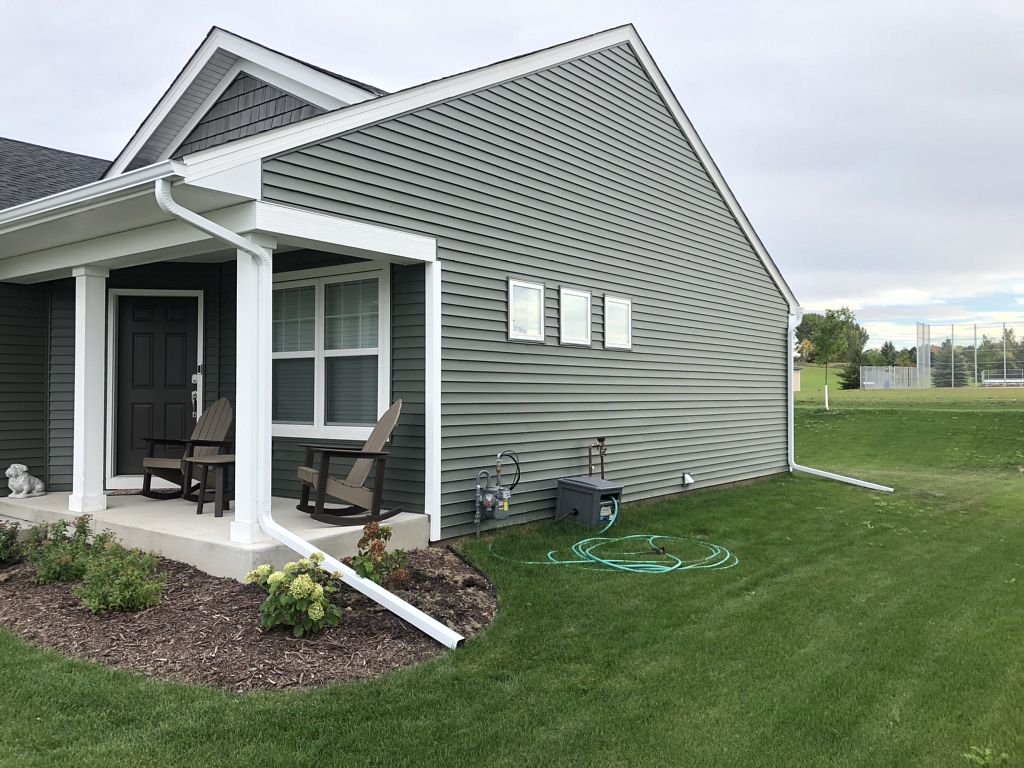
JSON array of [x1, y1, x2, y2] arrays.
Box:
[[0, 137, 110, 210], [105, 27, 384, 177], [180, 25, 799, 309]]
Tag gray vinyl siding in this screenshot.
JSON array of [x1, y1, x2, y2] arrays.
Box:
[[47, 281, 74, 490], [262, 42, 791, 537], [173, 73, 324, 159], [0, 283, 48, 496]]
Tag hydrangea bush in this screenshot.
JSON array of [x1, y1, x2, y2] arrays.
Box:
[[245, 552, 342, 637]]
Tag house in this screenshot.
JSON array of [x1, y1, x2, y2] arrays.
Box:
[[0, 25, 799, 579]]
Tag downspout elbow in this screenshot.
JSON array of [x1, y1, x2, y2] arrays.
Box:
[[154, 178, 271, 266]]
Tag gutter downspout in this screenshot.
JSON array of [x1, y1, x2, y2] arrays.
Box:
[[154, 178, 464, 649], [787, 309, 894, 494]]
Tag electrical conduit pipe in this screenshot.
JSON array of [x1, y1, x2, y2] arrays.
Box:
[[154, 178, 464, 648], [787, 310, 893, 494]]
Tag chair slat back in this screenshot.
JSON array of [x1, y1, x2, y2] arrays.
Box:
[[191, 398, 233, 459], [348, 399, 403, 488]]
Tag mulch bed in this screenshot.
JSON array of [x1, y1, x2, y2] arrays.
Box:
[[0, 548, 496, 692]]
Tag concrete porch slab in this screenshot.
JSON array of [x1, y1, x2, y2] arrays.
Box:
[[0, 493, 428, 582]]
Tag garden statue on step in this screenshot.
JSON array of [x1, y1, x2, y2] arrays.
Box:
[[5, 464, 46, 498]]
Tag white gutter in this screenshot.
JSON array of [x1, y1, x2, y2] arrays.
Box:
[[0, 161, 183, 230], [786, 310, 894, 494], [154, 178, 465, 649]]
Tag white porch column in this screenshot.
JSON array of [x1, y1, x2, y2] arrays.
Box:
[[424, 259, 442, 541], [69, 266, 109, 513], [231, 234, 276, 544]]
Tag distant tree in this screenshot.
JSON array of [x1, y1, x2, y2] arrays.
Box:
[[896, 347, 917, 367], [810, 308, 855, 407], [880, 341, 897, 366], [796, 314, 824, 362], [930, 339, 970, 387]]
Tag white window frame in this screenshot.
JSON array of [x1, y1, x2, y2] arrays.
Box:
[[508, 278, 546, 342], [271, 263, 391, 441], [604, 295, 633, 350], [559, 287, 592, 346]]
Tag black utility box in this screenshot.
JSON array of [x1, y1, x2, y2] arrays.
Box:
[[555, 476, 624, 528]]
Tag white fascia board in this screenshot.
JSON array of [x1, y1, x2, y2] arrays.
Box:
[[105, 27, 378, 178], [0, 161, 183, 233], [622, 31, 800, 310], [184, 159, 263, 198], [249, 201, 437, 264], [179, 26, 638, 177]]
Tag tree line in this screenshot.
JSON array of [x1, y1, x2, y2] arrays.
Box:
[[797, 309, 1023, 388]]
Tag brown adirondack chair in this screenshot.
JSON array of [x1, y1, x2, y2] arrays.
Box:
[[141, 397, 233, 500], [296, 399, 403, 525]]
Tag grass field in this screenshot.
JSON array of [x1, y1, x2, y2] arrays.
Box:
[[2, 384, 1023, 767]]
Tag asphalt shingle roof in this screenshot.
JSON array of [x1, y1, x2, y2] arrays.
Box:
[[0, 137, 110, 211]]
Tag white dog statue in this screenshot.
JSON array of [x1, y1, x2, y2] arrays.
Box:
[[5, 464, 46, 499]]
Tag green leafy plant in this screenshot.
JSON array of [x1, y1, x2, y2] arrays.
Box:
[[245, 552, 342, 638], [349, 522, 410, 589], [0, 520, 22, 565], [23, 515, 113, 584], [74, 543, 166, 614]]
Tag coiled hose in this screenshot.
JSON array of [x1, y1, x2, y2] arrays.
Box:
[[491, 498, 739, 573]]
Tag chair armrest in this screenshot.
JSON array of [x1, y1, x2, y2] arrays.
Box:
[[304, 448, 389, 460], [186, 439, 234, 448], [144, 437, 188, 446]]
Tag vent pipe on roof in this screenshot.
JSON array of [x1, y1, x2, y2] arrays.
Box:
[[786, 311, 894, 494], [154, 178, 464, 648]]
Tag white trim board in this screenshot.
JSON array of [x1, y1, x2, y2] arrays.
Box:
[[179, 24, 798, 309], [105, 290, 205, 487]]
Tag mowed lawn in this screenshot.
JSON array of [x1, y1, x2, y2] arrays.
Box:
[[2, 384, 1023, 767]]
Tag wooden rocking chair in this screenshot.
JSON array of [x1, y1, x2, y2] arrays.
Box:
[[296, 399, 404, 526], [141, 397, 233, 500]]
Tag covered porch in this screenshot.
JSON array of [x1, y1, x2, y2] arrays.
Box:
[[0, 166, 443, 576], [0, 492, 427, 580]]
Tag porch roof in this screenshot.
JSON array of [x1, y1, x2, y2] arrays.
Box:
[[0, 163, 436, 283]]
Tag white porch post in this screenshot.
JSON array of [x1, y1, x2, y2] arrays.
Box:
[[69, 266, 109, 513], [424, 259, 442, 541], [230, 234, 276, 544]]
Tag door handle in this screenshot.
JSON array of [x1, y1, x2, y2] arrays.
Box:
[[191, 390, 198, 419]]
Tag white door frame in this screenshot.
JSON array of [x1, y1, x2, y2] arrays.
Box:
[[105, 289, 205, 489]]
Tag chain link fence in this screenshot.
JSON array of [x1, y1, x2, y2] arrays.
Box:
[[859, 321, 1024, 389]]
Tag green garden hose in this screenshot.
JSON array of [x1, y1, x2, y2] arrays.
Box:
[[491, 498, 739, 574]]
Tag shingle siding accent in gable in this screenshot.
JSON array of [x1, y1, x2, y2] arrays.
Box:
[[0, 283, 48, 495], [264, 43, 791, 536], [173, 73, 325, 159]]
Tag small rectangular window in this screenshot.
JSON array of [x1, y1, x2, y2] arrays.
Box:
[[508, 279, 545, 342], [604, 296, 632, 350], [559, 287, 591, 346]]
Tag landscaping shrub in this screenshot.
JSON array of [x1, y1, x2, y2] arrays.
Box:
[[0, 520, 21, 565], [350, 522, 410, 589], [245, 552, 342, 637], [23, 515, 113, 584], [74, 543, 167, 615]]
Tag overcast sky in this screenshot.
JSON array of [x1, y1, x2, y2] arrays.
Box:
[[3, 0, 1022, 347]]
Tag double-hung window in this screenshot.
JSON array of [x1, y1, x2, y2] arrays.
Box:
[[272, 267, 389, 440]]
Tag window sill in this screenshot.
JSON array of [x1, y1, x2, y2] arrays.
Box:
[[273, 424, 375, 442]]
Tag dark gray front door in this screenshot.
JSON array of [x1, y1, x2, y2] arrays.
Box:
[[116, 295, 199, 475]]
